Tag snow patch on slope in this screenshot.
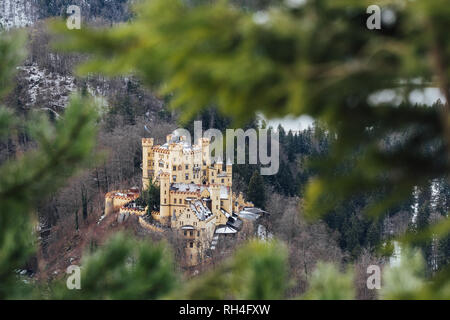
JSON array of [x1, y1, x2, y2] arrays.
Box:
[[17, 63, 77, 110], [16, 63, 109, 113], [0, 0, 37, 30]]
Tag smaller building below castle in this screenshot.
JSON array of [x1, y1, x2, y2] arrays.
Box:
[[104, 132, 267, 267]]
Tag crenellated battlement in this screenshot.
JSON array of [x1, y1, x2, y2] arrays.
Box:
[[104, 131, 264, 267]]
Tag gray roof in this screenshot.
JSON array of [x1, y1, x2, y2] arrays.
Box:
[[215, 225, 238, 234], [189, 199, 212, 221], [227, 216, 243, 230], [238, 207, 266, 221]]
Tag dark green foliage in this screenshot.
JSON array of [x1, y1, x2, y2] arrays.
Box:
[[48, 233, 176, 299], [52, 0, 450, 230], [0, 91, 99, 299], [147, 183, 161, 213], [136, 182, 161, 213], [0, 31, 26, 100], [366, 220, 382, 249], [48, 0, 450, 299], [172, 240, 289, 299], [438, 234, 450, 271], [414, 184, 433, 275], [247, 170, 266, 209], [0, 25, 100, 298]]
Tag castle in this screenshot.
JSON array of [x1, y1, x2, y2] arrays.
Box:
[[105, 132, 266, 266]]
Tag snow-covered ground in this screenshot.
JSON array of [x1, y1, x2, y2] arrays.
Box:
[[17, 64, 77, 111], [389, 241, 402, 267], [16, 63, 109, 113], [0, 0, 37, 30]]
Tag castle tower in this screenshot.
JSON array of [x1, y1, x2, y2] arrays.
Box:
[[142, 138, 154, 190], [105, 195, 114, 216], [214, 157, 223, 173], [159, 172, 171, 226], [226, 158, 233, 187], [209, 184, 221, 215], [200, 137, 211, 167]]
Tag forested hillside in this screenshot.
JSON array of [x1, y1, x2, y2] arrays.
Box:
[[1, 0, 449, 300]]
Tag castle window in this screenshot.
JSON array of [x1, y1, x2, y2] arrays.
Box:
[[184, 230, 187, 236], [185, 173, 189, 180], [197, 231, 200, 237], [221, 179, 224, 183], [173, 165, 176, 171], [185, 164, 189, 170], [164, 199, 167, 204], [174, 199, 177, 204], [190, 231, 193, 236], [190, 242, 193, 248], [212, 179, 214, 183], [173, 175, 176, 181]]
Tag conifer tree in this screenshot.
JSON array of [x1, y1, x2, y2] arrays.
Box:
[[247, 170, 266, 208], [48, 0, 450, 299], [147, 181, 161, 213], [0, 30, 99, 299]]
